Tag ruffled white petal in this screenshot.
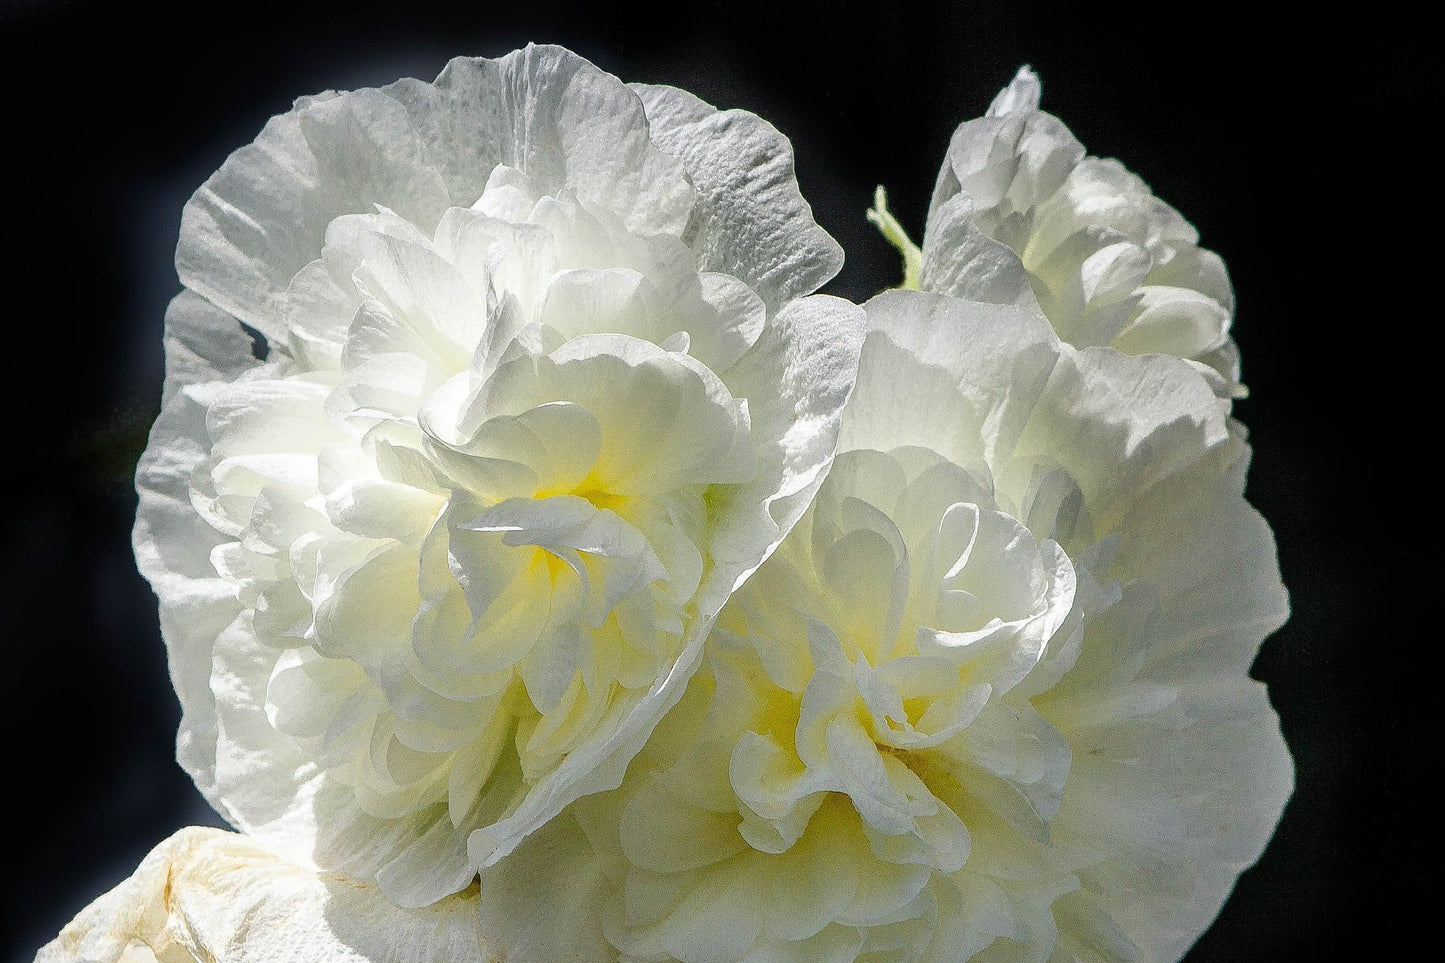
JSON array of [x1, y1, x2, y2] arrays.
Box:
[[632, 83, 844, 315], [177, 89, 453, 344], [133, 292, 263, 804], [177, 44, 696, 347], [491, 46, 695, 237], [841, 289, 1058, 466], [707, 294, 867, 603]]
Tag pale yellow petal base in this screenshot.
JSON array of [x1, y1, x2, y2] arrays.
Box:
[[36, 827, 489, 963]]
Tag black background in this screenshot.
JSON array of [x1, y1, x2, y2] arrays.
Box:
[[1, 0, 1431, 959]]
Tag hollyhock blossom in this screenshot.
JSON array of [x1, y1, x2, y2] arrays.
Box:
[[874, 68, 1242, 397], [482, 290, 1291, 962], [134, 44, 863, 909]]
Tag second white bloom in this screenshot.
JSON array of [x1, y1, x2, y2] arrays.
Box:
[[479, 290, 1291, 962]]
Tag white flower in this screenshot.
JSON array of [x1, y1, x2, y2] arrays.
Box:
[[134, 44, 864, 909], [484, 290, 1291, 962], [873, 67, 1243, 397], [35, 827, 489, 963]]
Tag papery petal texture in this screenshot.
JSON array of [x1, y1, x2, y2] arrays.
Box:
[[917, 68, 1243, 398], [135, 43, 863, 909], [486, 290, 1290, 962], [35, 827, 488, 963]]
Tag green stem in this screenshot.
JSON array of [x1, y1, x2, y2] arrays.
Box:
[[866, 185, 923, 290]]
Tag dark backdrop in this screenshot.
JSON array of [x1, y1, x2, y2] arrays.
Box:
[[2, 1, 1430, 959]]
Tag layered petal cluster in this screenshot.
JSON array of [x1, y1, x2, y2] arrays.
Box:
[[906, 68, 1242, 397], [134, 44, 864, 908], [486, 290, 1291, 962]]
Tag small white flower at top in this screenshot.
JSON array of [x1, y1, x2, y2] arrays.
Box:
[[873, 67, 1243, 398]]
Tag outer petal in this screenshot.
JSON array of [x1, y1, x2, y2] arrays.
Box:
[[176, 45, 696, 346], [133, 292, 262, 804], [841, 289, 1058, 466], [1039, 588, 1292, 961], [475, 811, 615, 962], [632, 83, 844, 315], [35, 827, 487, 963], [1005, 343, 1232, 534], [494, 46, 694, 237], [155, 289, 265, 404], [379, 57, 508, 213], [177, 89, 453, 343], [710, 294, 867, 605], [1113, 434, 1289, 672]]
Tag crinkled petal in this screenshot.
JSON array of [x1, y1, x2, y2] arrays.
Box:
[[133, 292, 263, 806], [495, 45, 694, 236], [632, 83, 844, 315], [35, 827, 487, 963], [177, 89, 452, 343], [919, 193, 1038, 309], [475, 811, 614, 962]]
